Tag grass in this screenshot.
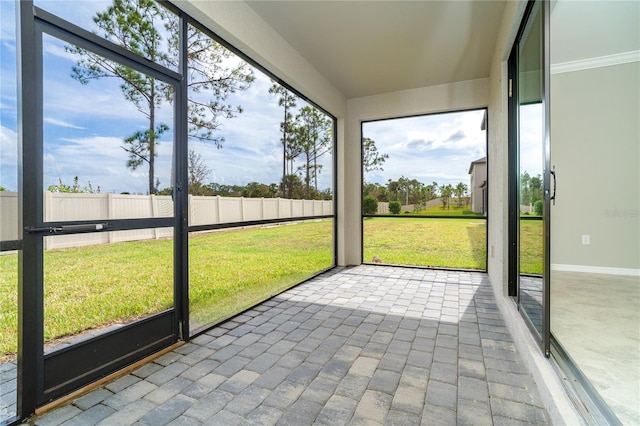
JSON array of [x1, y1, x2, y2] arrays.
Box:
[[363, 217, 487, 269], [0, 221, 333, 358], [389, 203, 483, 217], [520, 220, 543, 275], [188, 221, 333, 329]]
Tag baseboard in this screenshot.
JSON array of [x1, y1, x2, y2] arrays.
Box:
[[551, 264, 640, 277]]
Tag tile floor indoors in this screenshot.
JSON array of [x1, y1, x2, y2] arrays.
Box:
[[24, 265, 550, 425], [551, 271, 640, 425]]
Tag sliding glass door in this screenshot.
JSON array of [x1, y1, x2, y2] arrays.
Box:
[[508, 0, 550, 355]]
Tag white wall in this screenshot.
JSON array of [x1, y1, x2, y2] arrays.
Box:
[[470, 161, 487, 214], [550, 61, 640, 274]]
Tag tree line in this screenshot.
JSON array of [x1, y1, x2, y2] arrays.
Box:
[[268, 85, 333, 200], [520, 171, 543, 215], [363, 178, 469, 213]]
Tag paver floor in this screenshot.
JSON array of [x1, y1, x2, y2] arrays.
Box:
[[29, 265, 550, 425]]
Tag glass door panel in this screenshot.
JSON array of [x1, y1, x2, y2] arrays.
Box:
[[549, 1, 640, 422], [34, 28, 179, 402], [42, 33, 175, 216], [517, 1, 544, 337], [510, 0, 549, 354]]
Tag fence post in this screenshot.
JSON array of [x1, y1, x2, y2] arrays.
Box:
[[216, 195, 221, 224], [107, 192, 114, 243], [44, 191, 51, 249], [150, 194, 157, 239]]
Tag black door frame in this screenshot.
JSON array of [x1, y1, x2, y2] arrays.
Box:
[[17, 2, 188, 409]]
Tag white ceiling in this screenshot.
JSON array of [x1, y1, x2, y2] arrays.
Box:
[[245, 1, 507, 99]]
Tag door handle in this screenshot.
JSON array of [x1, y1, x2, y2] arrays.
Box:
[[550, 167, 556, 206], [25, 223, 108, 234]]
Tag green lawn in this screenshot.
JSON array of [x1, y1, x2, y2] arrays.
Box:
[[388, 203, 483, 217], [188, 221, 333, 330], [520, 220, 543, 275], [363, 217, 487, 269], [0, 221, 333, 359], [421, 203, 479, 215]]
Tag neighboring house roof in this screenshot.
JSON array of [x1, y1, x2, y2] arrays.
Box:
[[468, 157, 487, 174]]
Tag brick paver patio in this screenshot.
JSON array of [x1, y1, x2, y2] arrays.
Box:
[[29, 265, 549, 425]]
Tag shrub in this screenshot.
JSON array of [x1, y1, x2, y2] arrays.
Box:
[[534, 200, 543, 216], [389, 200, 401, 215], [363, 195, 378, 215]]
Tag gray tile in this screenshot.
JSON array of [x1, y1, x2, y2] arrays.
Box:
[[354, 390, 392, 423], [183, 391, 233, 421], [391, 385, 426, 415], [73, 388, 113, 411], [139, 395, 194, 426], [490, 398, 549, 424], [224, 386, 270, 415], [425, 380, 457, 410], [277, 398, 323, 425], [368, 369, 401, 395], [245, 405, 283, 426]]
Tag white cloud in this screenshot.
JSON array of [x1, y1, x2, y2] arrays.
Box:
[[43, 135, 174, 194], [363, 109, 486, 187], [44, 117, 85, 129]]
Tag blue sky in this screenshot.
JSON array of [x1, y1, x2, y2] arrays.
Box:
[[1, 0, 542, 195]]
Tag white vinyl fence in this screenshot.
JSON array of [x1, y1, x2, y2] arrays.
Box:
[[0, 192, 332, 250]]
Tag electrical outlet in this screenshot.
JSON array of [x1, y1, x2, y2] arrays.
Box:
[[582, 235, 590, 245]]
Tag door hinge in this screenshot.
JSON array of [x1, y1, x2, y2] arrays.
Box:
[[508, 78, 513, 98]]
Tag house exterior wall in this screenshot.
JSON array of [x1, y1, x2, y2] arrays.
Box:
[[469, 161, 487, 214], [486, 0, 524, 295]]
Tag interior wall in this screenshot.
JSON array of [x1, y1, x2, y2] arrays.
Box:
[[550, 61, 640, 274], [344, 79, 490, 265]]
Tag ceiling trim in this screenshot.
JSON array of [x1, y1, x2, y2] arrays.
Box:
[[551, 50, 640, 75]]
